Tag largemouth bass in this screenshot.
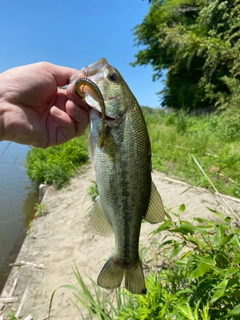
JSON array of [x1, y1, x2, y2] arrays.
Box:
[[71, 58, 165, 294]]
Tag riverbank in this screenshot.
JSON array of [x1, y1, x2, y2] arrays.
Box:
[[0, 165, 239, 319]]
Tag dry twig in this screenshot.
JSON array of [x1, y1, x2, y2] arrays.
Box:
[[15, 286, 29, 318], [0, 297, 18, 304], [9, 261, 45, 269], [192, 155, 240, 222]]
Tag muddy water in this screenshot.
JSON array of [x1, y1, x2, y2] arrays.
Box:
[[0, 142, 38, 291]]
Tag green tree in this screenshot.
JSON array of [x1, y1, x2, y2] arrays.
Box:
[[133, 0, 240, 112]]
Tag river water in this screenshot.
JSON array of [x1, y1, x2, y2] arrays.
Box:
[[0, 142, 38, 291]]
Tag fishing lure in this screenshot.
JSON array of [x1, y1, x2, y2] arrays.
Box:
[[74, 77, 106, 148]]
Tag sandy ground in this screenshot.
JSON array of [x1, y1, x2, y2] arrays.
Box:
[[0, 165, 239, 319]]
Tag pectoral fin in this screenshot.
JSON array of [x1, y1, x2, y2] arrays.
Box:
[[88, 138, 94, 163], [144, 181, 165, 223], [89, 197, 113, 236]]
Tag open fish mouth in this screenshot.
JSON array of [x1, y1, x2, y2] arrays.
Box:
[[105, 115, 116, 121], [76, 83, 118, 122], [73, 77, 106, 148], [94, 109, 116, 122]]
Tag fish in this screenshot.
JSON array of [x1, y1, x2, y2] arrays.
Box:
[[72, 58, 165, 294]]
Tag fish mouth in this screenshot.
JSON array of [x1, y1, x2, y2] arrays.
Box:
[[83, 89, 119, 122], [105, 114, 116, 122], [92, 108, 116, 122], [71, 84, 119, 127]]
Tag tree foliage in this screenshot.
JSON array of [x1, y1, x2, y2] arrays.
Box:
[[133, 0, 240, 112]]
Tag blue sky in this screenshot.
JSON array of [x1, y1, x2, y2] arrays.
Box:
[[0, 0, 164, 108]]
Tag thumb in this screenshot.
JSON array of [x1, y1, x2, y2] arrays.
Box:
[[42, 62, 79, 87]]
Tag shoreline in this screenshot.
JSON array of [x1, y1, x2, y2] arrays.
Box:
[[1, 165, 239, 319], [0, 184, 41, 294], [0, 227, 27, 294]]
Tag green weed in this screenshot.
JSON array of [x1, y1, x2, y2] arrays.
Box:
[[34, 202, 47, 218], [25, 136, 88, 189], [6, 309, 20, 320], [119, 206, 240, 319], [87, 181, 98, 203], [135, 205, 240, 320], [26, 202, 48, 236]]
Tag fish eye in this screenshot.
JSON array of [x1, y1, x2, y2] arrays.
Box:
[[108, 72, 118, 82]]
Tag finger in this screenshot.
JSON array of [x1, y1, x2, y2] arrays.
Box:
[[41, 62, 79, 87], [65, 100, 89, 136], [66, 83, 91, 112], [50, 106, 76, 144]]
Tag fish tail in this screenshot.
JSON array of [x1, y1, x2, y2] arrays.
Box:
[[97, 257, 124, 290], [97, 256, 146, 294], [125, 258, 146, 295]]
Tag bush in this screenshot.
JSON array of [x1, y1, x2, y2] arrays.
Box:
[[118, 205, 240, 319], [26, 137, 88, 189]]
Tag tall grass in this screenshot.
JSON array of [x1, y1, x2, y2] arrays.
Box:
[[142, 108, 240, 198], [49, 266, 126, 320]]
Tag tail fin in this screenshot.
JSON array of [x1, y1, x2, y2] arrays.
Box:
[[97, 257, 124, 290], [97, 256, 146, 294], [125, 258, 146, 294]]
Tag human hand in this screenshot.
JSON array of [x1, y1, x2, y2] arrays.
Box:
[[0, 62, 89, 148]]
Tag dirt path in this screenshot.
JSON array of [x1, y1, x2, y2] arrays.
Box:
[[1, 165, 239, 319]]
